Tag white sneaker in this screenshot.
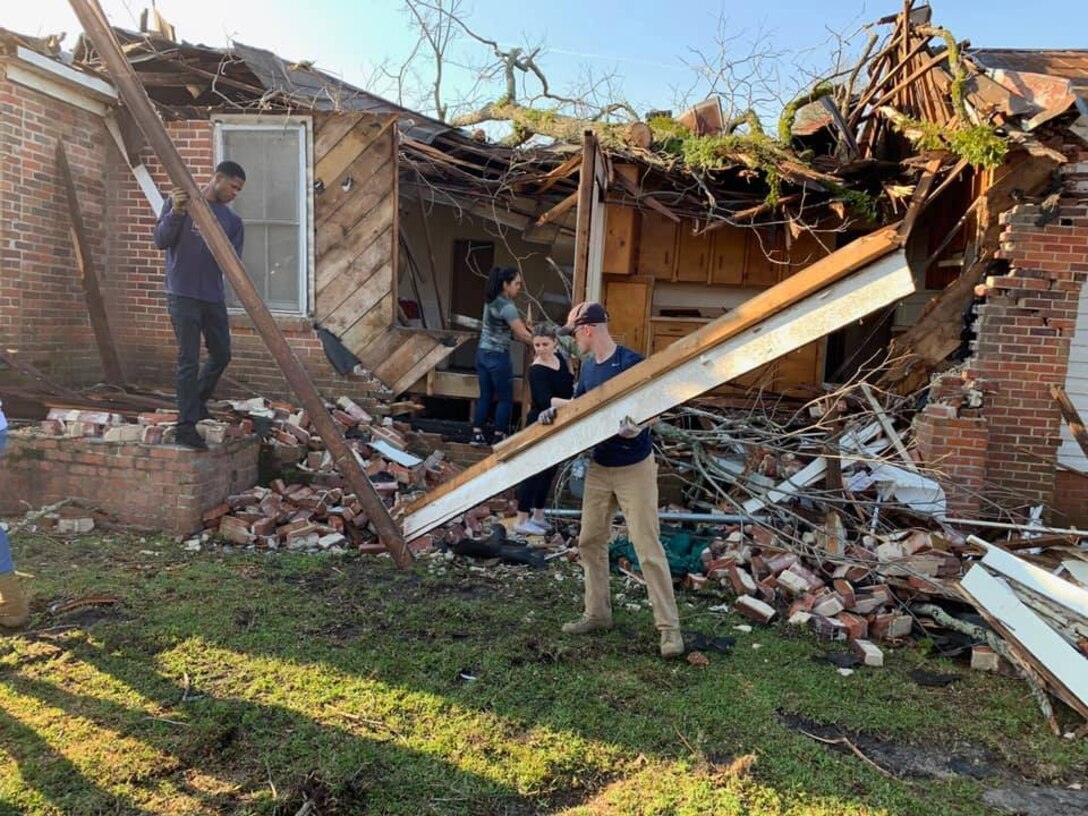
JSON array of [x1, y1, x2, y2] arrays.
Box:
[[513, 520, 548, 537]]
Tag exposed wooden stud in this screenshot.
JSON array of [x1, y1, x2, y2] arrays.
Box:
[[1053, 385, 1088, 460], [55, 139, 125, 388]]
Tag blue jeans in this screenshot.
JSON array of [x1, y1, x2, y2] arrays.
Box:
[[473, 348, 514, 434], [0, 430, 12, 574], [167, 294, 232, 426]]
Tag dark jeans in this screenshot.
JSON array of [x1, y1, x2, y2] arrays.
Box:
[[167, 294, 231, 427], [517, 464, 559, 513], [473, 348, 514, 434]]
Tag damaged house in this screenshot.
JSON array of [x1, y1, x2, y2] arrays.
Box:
[[1, 3, 1088, 533]]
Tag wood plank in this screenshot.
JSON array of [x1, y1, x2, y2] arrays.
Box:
[[317, 225, 393, 322], [638, 210, 678, 281], [402, 246, 913, 539], [314, 115, 396, 189], [602, 205, 638, 275], [1053, 385, 1088, 460], [316, 193, 395, 294], [313, 112, 364, 164], [969, 536, 1088, 620], [536, 191, 579, 226], [534, 153, 581, 195], [315, 156, 395, 258], [571, 131, 598, 303], [390, 335, 470, 396], [315, 127, 395, 226], [961, 565, 1088, 718], [339, 292, 396, 355], [744, 227, 782, 286], [372, 330, 439, 385], [492, 226, 904, 464], [355, 326, 409, 371], [55, 140, 125, 387], [320, 255, 393, 337]]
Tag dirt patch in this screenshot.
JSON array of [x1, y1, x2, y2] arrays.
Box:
[[777, 712, 1003, 781]]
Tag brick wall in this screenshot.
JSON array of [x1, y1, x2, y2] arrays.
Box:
[[970, 201, 1088, 508], [918, 141, 1088, 518], [914, 404, 988, 518], [0, 432, 259, 535], [0, 74, 112, 385]]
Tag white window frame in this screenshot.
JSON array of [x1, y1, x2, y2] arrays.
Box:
[[213, 116, 314, 316]]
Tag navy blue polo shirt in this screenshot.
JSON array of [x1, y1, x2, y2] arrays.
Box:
[[574, 345, 652, 467]]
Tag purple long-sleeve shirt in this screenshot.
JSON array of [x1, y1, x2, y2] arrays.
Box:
[[153, 196, 244, 303]]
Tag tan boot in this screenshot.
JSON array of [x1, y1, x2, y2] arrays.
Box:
[[660, 629, 685, 659], [0, 572, 29, 629], [561, 615, 613, 635]]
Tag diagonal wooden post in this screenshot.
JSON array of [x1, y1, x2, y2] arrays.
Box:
[[56, 139, 126, 387], [69, 0, 411, 567]]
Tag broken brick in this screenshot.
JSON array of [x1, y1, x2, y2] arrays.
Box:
[[736, 595, 777, 623], [851, 639, 884, 667]]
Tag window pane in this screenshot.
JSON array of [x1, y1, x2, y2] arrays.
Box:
[[267, 224, 301, 311], [218, 124, 305, 313], [226, 223, 270, 307]]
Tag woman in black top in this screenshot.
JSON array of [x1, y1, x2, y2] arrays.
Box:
[[514, 325, 575, 536]]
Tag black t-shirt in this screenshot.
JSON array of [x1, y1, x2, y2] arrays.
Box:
[[527, 358, 575, 424]]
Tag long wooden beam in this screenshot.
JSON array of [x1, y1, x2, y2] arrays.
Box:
[[70, 0, 411, 568], [401, 238, 913, 540], [56, 140, 126, 387]]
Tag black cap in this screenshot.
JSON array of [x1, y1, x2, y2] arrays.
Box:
[[558, 302, 609, 336]]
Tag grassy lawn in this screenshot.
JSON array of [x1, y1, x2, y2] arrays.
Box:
[[0, 530, 1084, 815]]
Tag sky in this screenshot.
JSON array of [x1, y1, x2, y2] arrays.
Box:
[[3, 0, 1084, 124]]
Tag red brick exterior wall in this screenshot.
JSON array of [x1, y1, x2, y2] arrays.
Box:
[[914, 404, 988, 518], [0, 433, 259, 535], [918, 142, 1088, 519], [0, 74, 112, 385]]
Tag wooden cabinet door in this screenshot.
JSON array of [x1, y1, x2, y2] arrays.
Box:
[[783, 227, 830, 280], [710, 226, 746, 285], [676, 227, 711, 282], [743, 227, 783, 287], [603, 275, 653, 356], [637, 212, 678, 281], [602, 205, 638, 276]]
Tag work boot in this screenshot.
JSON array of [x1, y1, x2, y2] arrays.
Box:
[[175, 424, 208, 451], [0, 572, 29, 629], [660, 629, 685, 659], [561, 615, 613, 635]]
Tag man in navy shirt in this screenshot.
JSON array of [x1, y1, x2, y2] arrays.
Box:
[[154, 161, 246, 450], [542, 302, 683, 659]]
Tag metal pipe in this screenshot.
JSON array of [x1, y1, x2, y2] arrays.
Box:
[[544, 509, 757, 523], [940, 518, 1088, 538], [70, 0, 411, 567]]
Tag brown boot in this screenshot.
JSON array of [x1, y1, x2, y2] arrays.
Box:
[[0, 572, 29, 629], [660, 629, 685, 659], [561, 615, 613, 635]]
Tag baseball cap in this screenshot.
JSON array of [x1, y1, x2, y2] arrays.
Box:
[[558, 302, 609, 336]]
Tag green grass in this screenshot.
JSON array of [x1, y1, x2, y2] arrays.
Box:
[[0, 530, 1084, 815]]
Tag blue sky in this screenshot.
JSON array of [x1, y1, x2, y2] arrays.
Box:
[[6, 1, 1084, 122]]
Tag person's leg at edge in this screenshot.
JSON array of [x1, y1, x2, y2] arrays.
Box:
[[197, 299, 232, 419], [168, 294, 204, 427], [492, 351, 514, 441], [562, 461, 618, 633], [471, 349, 493, 444], [613, 454, 683, 657]]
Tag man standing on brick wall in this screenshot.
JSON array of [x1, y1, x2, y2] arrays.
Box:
[[154, 161, 246, 451], [540, 302, 684, 659], [0, 400, 29, 629]]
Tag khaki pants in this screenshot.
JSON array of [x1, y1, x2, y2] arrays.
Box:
[[577, 454, 680, 632]]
